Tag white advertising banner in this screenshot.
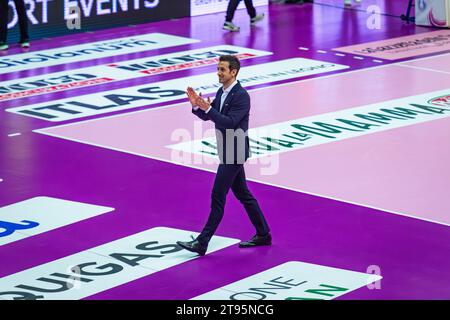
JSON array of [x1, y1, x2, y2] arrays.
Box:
[[0, 33, 200, 75], [8, 58, 349, 122], [0, 46, 271, 102]]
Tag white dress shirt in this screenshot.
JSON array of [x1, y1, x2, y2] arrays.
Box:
[[193, 80, 238, 114]]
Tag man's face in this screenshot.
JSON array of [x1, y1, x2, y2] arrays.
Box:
[[217, 61, 237, 84]]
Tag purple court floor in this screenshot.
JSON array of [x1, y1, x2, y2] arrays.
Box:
[[0, 1, 449, 300]]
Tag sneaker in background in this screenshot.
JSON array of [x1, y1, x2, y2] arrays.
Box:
[[20, 40, 30, 49], [251, 13, 265, 26], [223, 21, 240, 32]]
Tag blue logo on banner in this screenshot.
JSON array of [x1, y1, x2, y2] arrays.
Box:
[[0, 220, 40, 237]]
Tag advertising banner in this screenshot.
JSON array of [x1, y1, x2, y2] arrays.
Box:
[[3, 0, 191, 41]]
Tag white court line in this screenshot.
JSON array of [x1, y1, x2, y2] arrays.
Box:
[[399, 51, 450, 64], [8, 133, 21, 137], [396, 63, 450, 75], [317, 50, 327, 54], [33, 52, 450, 228], [332, 48, 450, 63], [33, 54, 450, 230], [36, 128, 450, 228], [299, 47, 310, 51]]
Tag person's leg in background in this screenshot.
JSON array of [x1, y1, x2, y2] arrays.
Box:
[[224, 0, 242, 31], [243, 0, 256, 19], [223, 0, 265, 32], [14, 0, 30, 47], [244, 0, 265, 26], [0, 0, 9, 50]]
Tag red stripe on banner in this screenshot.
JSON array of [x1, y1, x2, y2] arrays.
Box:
[[0, 78, 114, 101]]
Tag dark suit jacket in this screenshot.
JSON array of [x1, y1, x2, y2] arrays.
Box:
[[192, 81, 250, 164]]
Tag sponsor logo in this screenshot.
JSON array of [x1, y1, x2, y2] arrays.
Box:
[[429, 94, 450, 107], [0, 74, 113, 102], [355, 34, 450, 54], [0, 197, 114, 246], [192, 261, 382, 300], [190, 0, 268, 16], [333, 30, 450, 60], [0, 46, 271, 102], [0, 220, 40, 237], [106, 45, 272, 75], [168, 89, 450, 159], [11, 58, 348, 121], [0, 33, 199, 74], [0, 227, 239, 300]]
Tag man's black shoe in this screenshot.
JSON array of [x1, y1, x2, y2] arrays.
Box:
[[176, 240, 207, 256], [239, 233, 272, 248]]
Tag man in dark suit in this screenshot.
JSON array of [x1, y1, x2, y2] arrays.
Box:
[[176, 55, 271, 256]]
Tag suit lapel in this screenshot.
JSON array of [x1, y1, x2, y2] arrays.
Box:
[[214, 88, 223, 111], [221, 82, 240, 114]]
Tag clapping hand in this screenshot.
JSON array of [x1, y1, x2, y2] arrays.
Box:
[[186, 87, 211, 111], [186, 86, 198, 107]]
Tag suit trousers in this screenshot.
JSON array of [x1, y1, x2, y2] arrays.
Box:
[[0, 0, 29, 43], [225, 0, 257, 22], [197, 163, 270, 245]]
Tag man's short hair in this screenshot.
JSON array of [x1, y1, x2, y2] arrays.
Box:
[[219, 55, 240, 76]]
